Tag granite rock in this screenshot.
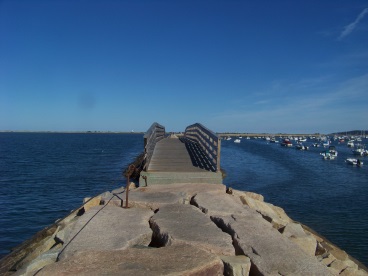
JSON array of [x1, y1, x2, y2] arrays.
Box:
[[38, 244, 224, 276], [58, 205, 153, 260], [150, 204, 235, 256]]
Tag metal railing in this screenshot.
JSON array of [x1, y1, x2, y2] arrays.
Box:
[[184, 123, 221, 172], [143, 122, 165, 171]]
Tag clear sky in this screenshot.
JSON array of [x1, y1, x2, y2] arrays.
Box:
[[1, 0, 367, 134]]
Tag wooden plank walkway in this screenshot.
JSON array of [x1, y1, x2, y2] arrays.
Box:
[[147, 137, 206, 172]]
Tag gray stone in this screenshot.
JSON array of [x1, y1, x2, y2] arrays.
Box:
[[192, 191, 256, 217], [82, 196, 101, 212], [15, 226, 60, 271], [128, 190, 184, 209], [281, 222, 317, 256], [14, 246, 62, 276], [214, 215, 333, 275], [58, 205, 153, 260], [136, 183, 226, 198], [240, 195, 291, 228], [340, 267, 368, 276], [38, 244, 224, 276], [220, 255, 251, 276], [150, 204, 235, 256]]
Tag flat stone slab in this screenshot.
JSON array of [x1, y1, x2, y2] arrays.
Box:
[[192, 191, 257, 217], [128, 190, 184, 209], [58, 205, 153, 260], [150, 204, 235, 256], [217, 214, 333, 275], [38, 243, 224, 276], [136, 183, 226, 196]]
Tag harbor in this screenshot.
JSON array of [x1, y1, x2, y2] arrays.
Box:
[[2, 125, 366, 275]]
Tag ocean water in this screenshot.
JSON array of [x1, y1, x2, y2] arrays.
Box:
[[0, 133, 367, 266]]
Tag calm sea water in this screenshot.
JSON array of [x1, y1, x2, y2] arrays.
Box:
[[0, 133, 367, 266]]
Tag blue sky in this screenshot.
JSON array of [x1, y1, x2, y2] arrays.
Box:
[[1, 0, 367, 134]]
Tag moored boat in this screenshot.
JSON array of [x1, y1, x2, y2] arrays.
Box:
[[296, 144, 309, 150], [281, 139, 293, 147], [345, 158, 363, 167], [352, 144, 367, 156]]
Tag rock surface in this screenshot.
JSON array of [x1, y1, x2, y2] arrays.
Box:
[[150, 203, 235, 256], [58, 205, 153, 260], [1, 183, 367, 276], [38, 244, 224, 276]]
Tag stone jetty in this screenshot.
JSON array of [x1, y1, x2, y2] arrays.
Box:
[[1, 183, 367, 275]]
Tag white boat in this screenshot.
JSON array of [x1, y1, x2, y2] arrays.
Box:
[[226, 137, 232, 140], [347, 140, 355, 147], [346, 158, 363, 167], [328, 146, 338, 157], [352, 144, 366, 156], [320, 146, 337, 160], [234, 139, 241, 143], [296, 144, 309, 150], [270, 137, 279, 143], [321, 150, 336, 160], [322, 140, 330, 147]]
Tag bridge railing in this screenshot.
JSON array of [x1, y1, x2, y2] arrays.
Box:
[[143, 122, 165, 171], [184, 123, 221, 172]]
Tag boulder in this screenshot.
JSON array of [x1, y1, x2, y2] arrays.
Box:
[[281, 222, 317, 256], [192, 191, 251, 217], [340, 267, 368, 276], [14, 246, 61, 276], [232, 189, 264, 201], [82, 196, 101, 212], [38, 244, 224, 276], [58, 205, 153, 260], [239, 195, 291, 228], [128, 190, 184, 210], [214, 214, 333, 275], [14, 226, 60, 271], [220, 255, 251, 276], [150, 204, 235, 256]]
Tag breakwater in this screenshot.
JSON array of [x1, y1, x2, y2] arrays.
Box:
[[1, 183, 367, 275]]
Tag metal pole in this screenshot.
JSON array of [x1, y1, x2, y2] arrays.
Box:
[[125, 164, 135, 208]]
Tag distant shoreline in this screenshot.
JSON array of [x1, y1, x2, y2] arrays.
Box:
[[0, 131, 145, 134]]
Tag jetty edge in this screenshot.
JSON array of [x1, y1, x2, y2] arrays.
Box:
[[0, 183, 367, 275]]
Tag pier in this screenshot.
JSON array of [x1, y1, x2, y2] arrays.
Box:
[[139, 122, 223, 185], [1, 124, 367, 275]]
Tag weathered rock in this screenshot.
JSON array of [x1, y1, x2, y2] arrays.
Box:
[[220, 255, 251, 276], [321, 253, 337, 266], [82, 196, 101, 212], [281, 222, 317, 256], [192, 191, 251, 217], [38, 244, 224, 276], [14, 245, 61, 276], [232, 189, 264, 202], [322, 241, 349, 261], [340, 267, 368, 276], [58, 205, 153, 260], [128, 190, 184, 209], [150, 204, 235, 256], [15, 226, 60, 271], [136, 183, 226, 198], [330, 259, 350, 274], [214, 214, 333, 275], [240, 195, 291, 228]]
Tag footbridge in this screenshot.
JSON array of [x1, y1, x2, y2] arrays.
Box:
[[139, 123, 223, 185]]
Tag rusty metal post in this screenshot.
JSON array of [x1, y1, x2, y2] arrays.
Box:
[[125, 164, 135, 208]]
